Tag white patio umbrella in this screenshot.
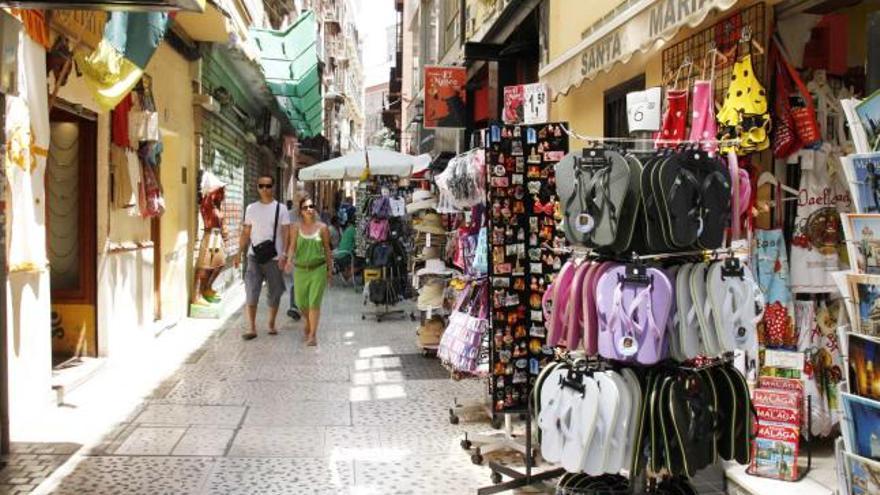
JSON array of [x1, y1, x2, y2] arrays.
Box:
[[298, 147, 432, 181]]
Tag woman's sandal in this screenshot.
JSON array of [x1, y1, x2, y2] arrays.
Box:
[[242, 332, 257, 340]]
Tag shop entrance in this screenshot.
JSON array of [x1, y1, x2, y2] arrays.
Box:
[[46, 106, 98, 364]]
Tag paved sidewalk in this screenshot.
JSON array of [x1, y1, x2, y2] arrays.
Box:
[[32, 286, 495, 494]]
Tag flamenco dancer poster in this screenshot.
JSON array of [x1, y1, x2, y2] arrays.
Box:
[[424, 66, 466, 129]]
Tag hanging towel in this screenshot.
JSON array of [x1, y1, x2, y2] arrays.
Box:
[[75, 12, 170, 110]]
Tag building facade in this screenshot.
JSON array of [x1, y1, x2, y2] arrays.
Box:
[[397, 0, 543, 158], [1, 0, 364, 450], [364, 82, 390, 146]]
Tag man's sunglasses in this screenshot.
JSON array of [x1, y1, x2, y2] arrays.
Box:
[[257, 184, 273, 189]]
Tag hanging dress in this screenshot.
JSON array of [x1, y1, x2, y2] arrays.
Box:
[[717, 54, 770, 155], [688, 50, 720, 152], [6, 31, 50, 272], [293, 228, 328, 310]]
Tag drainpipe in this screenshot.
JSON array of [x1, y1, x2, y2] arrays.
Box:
[[869, 12, 880, 94], [0, 92, 8, 456]]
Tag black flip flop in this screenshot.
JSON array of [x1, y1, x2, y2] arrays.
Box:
[[668, 372, 717, 477]]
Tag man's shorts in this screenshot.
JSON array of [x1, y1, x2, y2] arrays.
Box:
[[245, 256, 286, 307]]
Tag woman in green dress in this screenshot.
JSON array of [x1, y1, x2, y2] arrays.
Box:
[[286, 197, 333, 346]]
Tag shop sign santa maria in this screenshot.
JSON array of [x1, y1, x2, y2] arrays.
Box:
[[579, 0, 737, 79]]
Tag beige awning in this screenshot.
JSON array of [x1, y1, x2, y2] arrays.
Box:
[[175, 1, 231, 42], [539, 0, 739, 100]]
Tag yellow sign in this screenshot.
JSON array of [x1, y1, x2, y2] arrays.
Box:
[[49, 10, 107, 50]]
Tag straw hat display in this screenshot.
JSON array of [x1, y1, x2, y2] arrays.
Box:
[[416, 245, 441, 262], [417, 278, 446, 311], [417, 258, 456, 277], [413, 212, 446, 235], [417, 317, 445, 347], [406, 189, 438, 213]]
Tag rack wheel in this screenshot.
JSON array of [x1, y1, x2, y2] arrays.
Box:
[[410, 313, 416, 321], [361, 315, 365, 320], [471, 453, 484, 465], [490, 472, 502, 484], [460, 439, 472, 450], [448, 409, 459, 425], [490, 415, 503, 430], [376, 316, 383, 323]]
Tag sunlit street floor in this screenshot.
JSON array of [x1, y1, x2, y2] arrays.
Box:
[[18, 284, 514, 494], [5, 284, 729, 494]]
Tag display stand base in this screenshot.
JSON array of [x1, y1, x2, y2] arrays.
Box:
[[361, 308, 407, 322], [463, 414, 528, 466], [448, 397, 494, 425], [476, 412, 564, 494]]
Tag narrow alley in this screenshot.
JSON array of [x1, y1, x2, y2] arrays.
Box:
[[17, 286, 492, 494]]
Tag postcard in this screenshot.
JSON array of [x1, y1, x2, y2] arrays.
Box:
[[846, 449, 880, 494], [855, 89, 880, 152], [845, 214, 880, 274], [842, 153, 880, 213], [849, 333, 880, 401], [841, 392, 880, 460], [750, 423, 800, 480], [847, 273, 880, 337]]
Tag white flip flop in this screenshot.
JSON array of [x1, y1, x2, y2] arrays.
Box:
[[582, 372, 620, 475], [603, 371, 633, 474], [707, 261, 762, 354], [536, 367, 568, 463], [620, 368, 642, 476], [690, 262, 721, 356], [560, 375, 599, 473], [676, 263, 702, 359]]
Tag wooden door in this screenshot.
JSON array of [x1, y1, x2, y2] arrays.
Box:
[[47, 107, 97, 361]]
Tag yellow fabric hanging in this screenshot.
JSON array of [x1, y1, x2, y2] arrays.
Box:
[[717, 55, 771, 155]]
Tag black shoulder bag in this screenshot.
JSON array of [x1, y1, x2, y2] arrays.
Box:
[[251, 203, 280, 264]]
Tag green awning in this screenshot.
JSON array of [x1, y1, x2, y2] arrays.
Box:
[[250, 10, 322, 137]]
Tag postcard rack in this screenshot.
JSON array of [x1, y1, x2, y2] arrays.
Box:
[[745, 394, 813, 482]]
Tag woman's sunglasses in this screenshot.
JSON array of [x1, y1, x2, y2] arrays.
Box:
[[302, 204, 316, 211]]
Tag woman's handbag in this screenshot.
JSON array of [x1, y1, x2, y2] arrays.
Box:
[[775, 38, 821, 148], [438, 283, 488, 375], [367, 218, 390, 242]]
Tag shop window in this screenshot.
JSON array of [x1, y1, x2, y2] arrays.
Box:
[[604, 74, 646, 141]]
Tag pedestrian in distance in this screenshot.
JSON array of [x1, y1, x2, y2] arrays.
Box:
[[236, 175, 290, 340], [286, 196, 333, 346]]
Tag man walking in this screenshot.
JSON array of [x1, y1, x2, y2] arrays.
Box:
[[237, 175, 290, 339]]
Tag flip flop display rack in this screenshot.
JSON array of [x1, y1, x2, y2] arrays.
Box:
[[527, 132, 768, 494]]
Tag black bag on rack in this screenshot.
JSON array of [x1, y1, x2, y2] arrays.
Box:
[[367, 242, 393, 267], [368, 279, 389, 305]]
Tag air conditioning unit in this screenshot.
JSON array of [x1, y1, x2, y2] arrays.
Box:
[[0, 0, 205, 11], [193, 93, 220, 114]]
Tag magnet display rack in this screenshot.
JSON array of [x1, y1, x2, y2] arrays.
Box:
[[480, 122, 569, 493]]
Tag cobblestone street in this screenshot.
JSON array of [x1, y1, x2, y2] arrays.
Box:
[[28, 286, 501, 494]]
